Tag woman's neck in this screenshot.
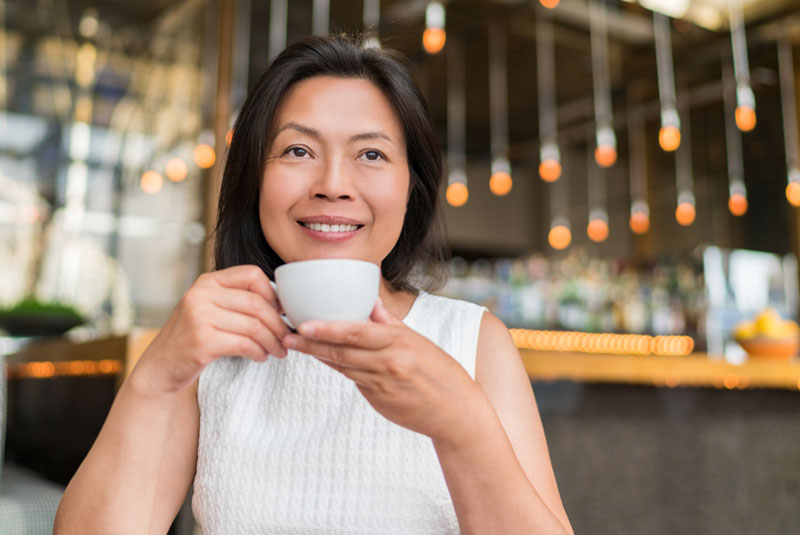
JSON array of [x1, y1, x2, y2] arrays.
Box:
[[379, 279, 417, 322]]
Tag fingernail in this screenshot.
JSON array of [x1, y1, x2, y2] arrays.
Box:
[[283, 335, 298, 348]]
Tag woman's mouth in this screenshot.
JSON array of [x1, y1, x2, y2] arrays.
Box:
[[297, 220, 364, 242], [300, 222, 361, 233]]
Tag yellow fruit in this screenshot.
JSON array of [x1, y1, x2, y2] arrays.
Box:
[[734, 322, 757, 341], [755, 308, 781, 334]]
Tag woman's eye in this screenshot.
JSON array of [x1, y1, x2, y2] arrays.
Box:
[[361, 150, 384, 161], [286, 147, 309, 158]]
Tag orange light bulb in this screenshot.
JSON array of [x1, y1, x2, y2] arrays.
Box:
[[629, 212, 650, 234], [675, 202, 696, 226], [658, 125, 681, 152], [548, 225, 571, 250], [539, 159, 562, 182], [587, 219, 609, 242], [165, 157, 188, 182], [446, 182, 468, 207], [735, 106, 756, 132], [728, 193, 748, 216], [539, 0, 560, 7], [140, 170, 163, 195], [422, 27, 446, 55], [489, 172, 512, 196], [194, 143, 216, 169], [787, 182, 800, 207], [595, 145, 617, 168]]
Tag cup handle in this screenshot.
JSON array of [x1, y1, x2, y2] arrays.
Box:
[[269, 280, 296, 332]]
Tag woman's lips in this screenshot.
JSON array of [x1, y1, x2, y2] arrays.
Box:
[[297, 221, 363, 243]]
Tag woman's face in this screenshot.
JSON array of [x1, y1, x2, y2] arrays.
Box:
[[260, 76, 410, 267]]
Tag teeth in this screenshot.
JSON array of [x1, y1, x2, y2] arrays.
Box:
[[302, 222, 359, 232]]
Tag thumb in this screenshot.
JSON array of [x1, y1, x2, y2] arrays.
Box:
[[370, 297, 401, 325]]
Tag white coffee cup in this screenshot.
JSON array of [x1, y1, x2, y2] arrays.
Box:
[[271, 259, 380, 328]]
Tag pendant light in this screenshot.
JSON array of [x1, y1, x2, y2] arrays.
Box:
[[548, 149, 571, 250], [536, 6, 561, 182], [728, 0, 756, 132], [488, 21, 512, 196], [590, 1, 617, 168], [723, 60, 748, 217], [653, 12, 680, 152], [446, 38, 468, 207], [674, 94, 695, 226], [627, 102, 650, 234], [587, 129, 609, 242], [423, 3, 446, 55], [778, 34, 800, 206]]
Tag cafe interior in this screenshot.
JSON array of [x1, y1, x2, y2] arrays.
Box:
[[2, 0, 800, 533]]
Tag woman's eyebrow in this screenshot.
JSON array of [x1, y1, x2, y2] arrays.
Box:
[[275, 122, 392, 144]]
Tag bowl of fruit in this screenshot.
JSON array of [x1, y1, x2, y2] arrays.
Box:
[[733, 308, 800, 361]]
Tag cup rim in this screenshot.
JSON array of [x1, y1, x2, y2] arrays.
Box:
[[274, 258, 379, 276]]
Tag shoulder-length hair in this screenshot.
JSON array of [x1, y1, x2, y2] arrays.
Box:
[[213, 34, 448, 293]]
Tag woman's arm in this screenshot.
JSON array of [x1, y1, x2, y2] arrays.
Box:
[[54, 376, 199, 534], [55, 265, 290, 534], [432, 311, 573, 534]]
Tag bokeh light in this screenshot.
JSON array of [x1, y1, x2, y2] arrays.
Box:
[[587, 218, 609, 242], [165, 157, 188, 182], [539, 159, 561, 182], [658, 125, 681, 152], [489, 171, 512, 196], [675, 202, 696, 226], [446, 182, 468, 207], [728, 193, 748, 216], [140, 170, 163, 195], [735, 105, 756, 132], [786, 182, 800, 206], [548, 224, 571, 250], [194, 143, 216, 169], [423, 27, 446, 54], [594, 145, 617, 168], [630, 211, 650, 234]]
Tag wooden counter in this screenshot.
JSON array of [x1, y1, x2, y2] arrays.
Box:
[[521, 350, 800, 390]]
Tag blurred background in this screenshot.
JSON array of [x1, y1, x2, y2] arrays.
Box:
[[1, 0, 800, 533]]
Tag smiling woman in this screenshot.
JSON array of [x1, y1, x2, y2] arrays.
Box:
[[55, 34, 572, 535]]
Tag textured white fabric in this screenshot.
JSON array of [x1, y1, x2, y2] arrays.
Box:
[[192, 291, 486, 534]]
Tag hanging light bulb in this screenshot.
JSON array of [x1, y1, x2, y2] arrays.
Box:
[[489, 158, 512, 196], [728, 181, 748, 216], [729, 0, 756, 132], [675, 191, 696, 226], [423, 3, 446, 55], [548, 218, 572, 250], [659, 108, 681, 152], [539, 142, 562, 182], [653, 12, 681, 152], [630, 201, 650, 234], [488, 23, 512, 196], [587, 210, 609, 242], [595, 126, 617, 168], [141, 170, 163, 195], [536, 10, 561, 182], [778, 35, 800, 207], [539, 0, 560, 8], [590, 2, 617, 168], [447, 39, 468, 207]]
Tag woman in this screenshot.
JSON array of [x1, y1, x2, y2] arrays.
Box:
[[55, 34, 573, 534]]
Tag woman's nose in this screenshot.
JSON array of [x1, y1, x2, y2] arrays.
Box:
[[310, 158, 355, 200]]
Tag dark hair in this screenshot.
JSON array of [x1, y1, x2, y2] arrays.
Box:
[[214, 34, 448, 293]]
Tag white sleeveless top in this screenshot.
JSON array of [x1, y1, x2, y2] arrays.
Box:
[[192, 291, 486, 534]]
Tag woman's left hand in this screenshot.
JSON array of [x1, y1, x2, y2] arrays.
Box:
[[281, 298, 484, 444]]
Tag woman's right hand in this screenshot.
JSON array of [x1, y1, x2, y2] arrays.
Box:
[[130, 265, 289, 396]]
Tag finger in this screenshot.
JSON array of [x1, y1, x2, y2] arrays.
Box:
[[212, 308, 288, 358], [210, 329, 270, 362], [370, 297, 402, 325], [283, 334, 376, 369], [295, 320, 395, 350], [210, 265, 276, 305], [209, 287, 290, 339]]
